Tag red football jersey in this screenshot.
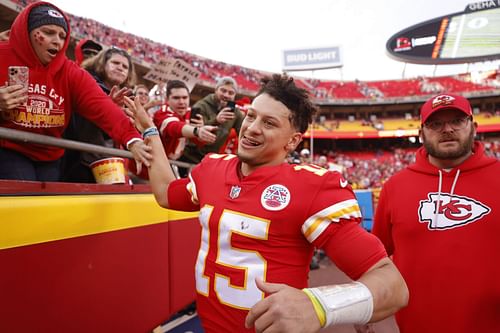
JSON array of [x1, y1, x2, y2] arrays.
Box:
[[170, 154, 386, 332], [153, 107, 188, 160]]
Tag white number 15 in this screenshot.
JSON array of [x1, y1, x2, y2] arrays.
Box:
[[195, 206, 270, 309]]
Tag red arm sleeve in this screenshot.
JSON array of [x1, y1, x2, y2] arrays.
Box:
[[154, 111, 185, 139], [167, 178, 199, 212], [317, 222, 387, 280]]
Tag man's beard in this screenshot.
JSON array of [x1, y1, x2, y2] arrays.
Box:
[[422, 127, 475, 160]]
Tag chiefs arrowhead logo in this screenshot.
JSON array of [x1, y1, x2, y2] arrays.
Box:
[[419, 193, 491, 230], [431, 94, 455, 108]]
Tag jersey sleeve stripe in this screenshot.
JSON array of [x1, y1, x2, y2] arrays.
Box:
[[187, 173, 199, 204], [302, 199, 362, 243], [159, 117, 179, 133]]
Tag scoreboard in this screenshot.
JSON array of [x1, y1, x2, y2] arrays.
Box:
[[386, 1, 500, 64]]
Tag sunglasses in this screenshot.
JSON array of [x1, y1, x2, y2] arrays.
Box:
[[82, 49, 99, 57]]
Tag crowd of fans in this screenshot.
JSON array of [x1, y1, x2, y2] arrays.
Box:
[[2, 1, 499, 189], [307, 139, 500, 189], [306, 148, 417, 189], [484, 139, 500, 159], [9, 0, 500, 98]]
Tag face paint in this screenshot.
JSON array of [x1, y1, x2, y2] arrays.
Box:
[[34, 31, 44, 44], [29, 25, 66, 66]]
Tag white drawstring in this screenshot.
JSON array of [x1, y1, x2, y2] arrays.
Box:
[[450, 169, 461, 195], [434, 170, 443, 227], [434, 169, 461, 228]]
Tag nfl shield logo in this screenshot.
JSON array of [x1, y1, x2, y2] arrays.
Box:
[[230, 186, 241, 199]]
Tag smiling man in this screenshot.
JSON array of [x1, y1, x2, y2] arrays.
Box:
[[126, 74, 408, 333], [372, 93, 500, 333]]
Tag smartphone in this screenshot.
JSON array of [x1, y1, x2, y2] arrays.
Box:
[[190, 107, 201, 120], [8, 66, 29, 89], [226, 100, 236, 112]]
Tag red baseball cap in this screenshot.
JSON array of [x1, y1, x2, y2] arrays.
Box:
[[421, 94, 473, 124]]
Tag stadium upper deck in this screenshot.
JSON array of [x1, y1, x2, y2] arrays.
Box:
[[3, 0, 500, 105]]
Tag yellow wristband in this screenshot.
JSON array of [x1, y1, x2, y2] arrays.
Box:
[[303, 288, 326, 327]]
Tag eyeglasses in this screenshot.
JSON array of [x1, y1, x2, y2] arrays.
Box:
[[423, 116, 471, 131]]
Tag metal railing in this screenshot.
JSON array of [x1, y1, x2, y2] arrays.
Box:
[[0, 127, 194, 169]]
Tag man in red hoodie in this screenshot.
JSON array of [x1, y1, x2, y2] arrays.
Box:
[[372, 93, 500, 333], [0, 2, 151, 181]]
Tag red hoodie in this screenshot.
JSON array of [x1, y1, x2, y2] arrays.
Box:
[[373, 141, 500, 333], [74, 38, 96, 66], [74, 39, 87, 66], [0, 2, 141, 161]]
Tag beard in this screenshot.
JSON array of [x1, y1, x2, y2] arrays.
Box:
[[422, 126, 475, 160]]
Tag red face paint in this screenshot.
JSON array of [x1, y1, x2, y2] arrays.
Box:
[[34, 31, 45, 45]]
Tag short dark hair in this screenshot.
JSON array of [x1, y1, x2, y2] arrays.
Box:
[[166, 80, 189, 97], [257, 74, 316, 133]]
